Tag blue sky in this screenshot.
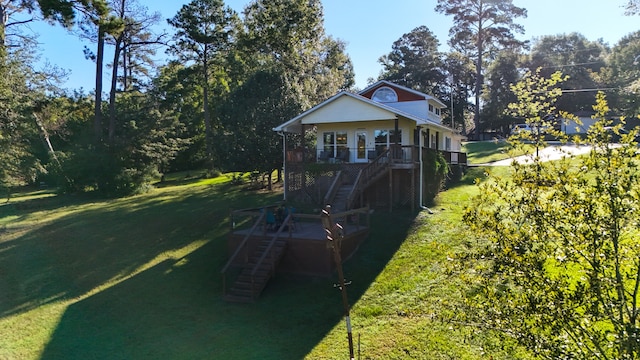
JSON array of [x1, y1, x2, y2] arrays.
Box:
[[17, 0, 640, 91]]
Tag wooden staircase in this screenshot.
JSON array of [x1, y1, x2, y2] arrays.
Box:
[[331, 183, 353, 213], [324, 149, 392, 211], [222, 212, 291, 303]]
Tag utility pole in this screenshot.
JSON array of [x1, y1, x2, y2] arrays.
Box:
[[321, 205, 355, 360]]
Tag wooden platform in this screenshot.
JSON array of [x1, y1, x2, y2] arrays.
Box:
[[227, 208, 370, 276]]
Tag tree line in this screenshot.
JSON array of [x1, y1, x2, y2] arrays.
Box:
[[0, 0, 638, 197], [0, 0, 354, 196]]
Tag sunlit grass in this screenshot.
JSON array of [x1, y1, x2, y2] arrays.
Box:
[[464, 140, 536, 164], [0, 151, 530, 359], [304, 167, 526, 359]]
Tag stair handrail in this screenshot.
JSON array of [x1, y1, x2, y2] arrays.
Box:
[[323, 170, 343, 206], [221, 210, 265, 275], [250, 212, 292, 278], [346, 149, 390, 209], [345, 170, 362, 211]]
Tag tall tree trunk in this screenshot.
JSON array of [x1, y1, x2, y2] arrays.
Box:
[[474, 21, 483, 138], [123, 42, 128, 90], [108, 35, 123, 143], [202, 47, 215, 172], [94, 25, 105, 144], [108, 0, 126, 143]]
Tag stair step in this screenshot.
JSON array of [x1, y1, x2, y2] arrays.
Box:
[[248, 256, 283, 264], [223, 238, 289, 302], [223, 294, 255, 303], [256, 244, 286, 251], [236, 275, 269, 284]]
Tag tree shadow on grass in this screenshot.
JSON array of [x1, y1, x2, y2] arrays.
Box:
[[343, 209, 416, 298], [0, 183, 278, 320], [40, 241, 345, 360], [37, 209, 416, 359], [37, 241, 344, 358]]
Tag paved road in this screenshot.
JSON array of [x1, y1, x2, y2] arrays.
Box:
[[481, 144, 595, 166]]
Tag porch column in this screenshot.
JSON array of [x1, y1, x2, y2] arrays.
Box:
[[394, 118, 399, 146]]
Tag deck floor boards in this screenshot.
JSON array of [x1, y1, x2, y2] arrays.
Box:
[[232, 221, 367, 241]]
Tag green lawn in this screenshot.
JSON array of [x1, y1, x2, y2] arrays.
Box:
[[463, 140, 537, 165], [0, 167, 525, 359]]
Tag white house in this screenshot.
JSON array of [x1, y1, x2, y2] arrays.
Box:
[[273, 80, 466, 211]]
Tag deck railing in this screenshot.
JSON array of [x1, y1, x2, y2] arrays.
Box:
[[222, 211, 264, 271], [229, 206, 370, 237], [323, 170, 343, 206], [346, 148, 391, 210], [286, 146, 466, 165]]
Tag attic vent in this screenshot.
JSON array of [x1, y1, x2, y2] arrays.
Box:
[[371, 86, 398, 103]]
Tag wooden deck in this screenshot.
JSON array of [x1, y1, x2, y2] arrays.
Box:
[[227, 207, 370, 276]]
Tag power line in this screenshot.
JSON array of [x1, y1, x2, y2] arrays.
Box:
[[561, 87, 618, 93], [538, 61, 604, 69]]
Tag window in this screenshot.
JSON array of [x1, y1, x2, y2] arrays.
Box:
[[336, 131, 348, 156], [445, 137, 451, 151], [371, 87, 398, 103], [435, 108, 440, 115], [374, 129, 402, 154], [323, 132, 334, 155], [428, 104, 434, 112], [323, 131, 347, 157], [374, 129, 388, 154]]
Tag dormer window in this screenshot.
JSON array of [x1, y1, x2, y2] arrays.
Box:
[[371, 87, 398, 103]]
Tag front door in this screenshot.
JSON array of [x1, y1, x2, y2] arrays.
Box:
[[355, 130, 367, 163]]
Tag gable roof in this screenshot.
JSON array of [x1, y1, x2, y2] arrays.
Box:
[[273, 90, 455, 134], [359, 80, 447, 108]]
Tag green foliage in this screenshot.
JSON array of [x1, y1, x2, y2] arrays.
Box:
[[606, 31, 640, 121], [481, 50, 523, 132], [153, 62, 206, 172], [0, 169, 530, 359], [461, 82, 640, 358], [228, 172, 244, 185], [435, 0, 528, 132], [217, 69, 296, 174], [167, 0, 240, 172], [507, 68, 570, 149], [527, 33, 608, 114], [443, 51, 475, 131], [378, 25, 447, 97], [212, 0, 353, 175], [37, 0, 111, 27], [0, 40, 47, 193], [423, 149, 449, 204], [57, 91, 186, 197]]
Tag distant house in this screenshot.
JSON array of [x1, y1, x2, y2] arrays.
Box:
[[560, 110, 622, 134], [273, 80, 466, 211], [561, 110, 599, 134]]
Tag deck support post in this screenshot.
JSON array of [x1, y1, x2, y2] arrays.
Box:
[[411, 167, 415, 212], [388, 168, 393, 212], [321, 205, 355, 360]]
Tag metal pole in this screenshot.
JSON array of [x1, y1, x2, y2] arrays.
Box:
[[321, 205, 355, 360]]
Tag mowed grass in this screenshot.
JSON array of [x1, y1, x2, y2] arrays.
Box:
[[0, 166, 525, 359], [463, 140, 537, 164]]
